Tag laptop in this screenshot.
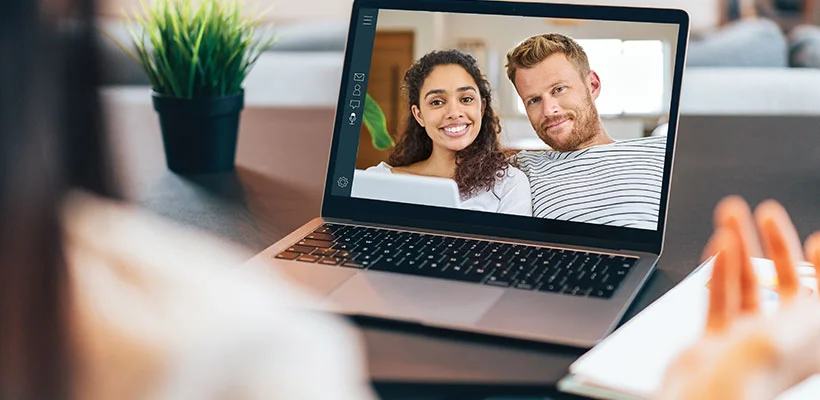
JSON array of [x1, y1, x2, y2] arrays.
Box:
[[251, 0, 689, 348], [351, 169, 461, 209]]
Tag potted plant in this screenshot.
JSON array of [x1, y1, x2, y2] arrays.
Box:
[[115, 0, 275, 174]]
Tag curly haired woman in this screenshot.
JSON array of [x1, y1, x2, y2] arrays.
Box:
[[368, 50, 532, 216]]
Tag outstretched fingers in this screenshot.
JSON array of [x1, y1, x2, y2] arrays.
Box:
[[714, 196, 761, 314], [706, 228, 742, 334], [805, 233, 820, 294], [755, 200, 804, 302]]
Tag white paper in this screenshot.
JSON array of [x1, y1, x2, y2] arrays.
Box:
[[564, 258, 820, 400]]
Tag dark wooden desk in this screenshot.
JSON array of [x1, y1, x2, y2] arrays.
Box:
[[104, 94, 820, 398]]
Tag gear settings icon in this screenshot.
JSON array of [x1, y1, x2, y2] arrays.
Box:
[[337, 176, 349, 188]]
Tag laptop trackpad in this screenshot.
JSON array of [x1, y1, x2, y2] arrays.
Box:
[[324, 272, 505, 325]]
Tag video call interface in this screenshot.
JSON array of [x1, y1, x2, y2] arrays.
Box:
[[332, 8, 679, 231]]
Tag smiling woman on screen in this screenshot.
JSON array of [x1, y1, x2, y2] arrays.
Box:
[[367, 50, 532, 217]]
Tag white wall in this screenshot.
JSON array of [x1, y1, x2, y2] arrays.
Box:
[[259, 0, 352, 21], [286, 0, 719, 30], [99, 0, 355, 21], [500, 0, 719, 32], [373, 11, 444, 61], [100, 0, 717, 28]]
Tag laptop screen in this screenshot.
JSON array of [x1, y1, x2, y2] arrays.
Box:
[[325, 0, 686, 248]]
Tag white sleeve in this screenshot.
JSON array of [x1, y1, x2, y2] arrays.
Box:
[[496, 166, 533, 217], [365, 162, 392, 173]]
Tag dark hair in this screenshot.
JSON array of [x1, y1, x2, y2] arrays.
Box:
[[388, 50, 508, 198], [0, 0, 114, 397]]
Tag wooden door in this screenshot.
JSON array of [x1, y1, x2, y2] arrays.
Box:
[[356, 31, 414, 170]]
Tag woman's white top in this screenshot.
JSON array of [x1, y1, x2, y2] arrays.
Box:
[[366, 162, 532, 217]]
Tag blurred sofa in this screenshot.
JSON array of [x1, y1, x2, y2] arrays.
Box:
[[99, 17, 820, 116], [98, 18, 347, 107], [679, 67, 820, 115], [680, 18, 820, 115]]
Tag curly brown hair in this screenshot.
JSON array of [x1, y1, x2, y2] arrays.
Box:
[[388, 50, 508, 199]]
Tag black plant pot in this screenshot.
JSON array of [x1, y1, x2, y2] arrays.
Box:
[[152, 91, 244, 174]]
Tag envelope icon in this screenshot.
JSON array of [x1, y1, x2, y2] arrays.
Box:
[[353, 73, 365, 82]]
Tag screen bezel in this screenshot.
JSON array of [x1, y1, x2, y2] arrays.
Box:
[[321, 0, 690, 254]]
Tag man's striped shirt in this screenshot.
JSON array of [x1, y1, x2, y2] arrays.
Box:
[[514, 136, 667, 230]]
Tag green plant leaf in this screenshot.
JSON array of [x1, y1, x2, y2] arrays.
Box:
[[362, 93, 394, 150], [114, 0, 277, 98]]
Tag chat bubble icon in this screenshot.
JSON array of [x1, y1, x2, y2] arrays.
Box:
[[349, 99, 361, 109]]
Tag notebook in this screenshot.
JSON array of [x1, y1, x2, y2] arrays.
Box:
[[559, 257, 820, 400], [350, 169, 461, 209]]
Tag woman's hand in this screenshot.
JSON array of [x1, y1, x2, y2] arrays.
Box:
[[657, 196, 820, 400]]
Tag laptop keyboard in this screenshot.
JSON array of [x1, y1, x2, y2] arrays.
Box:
[[274, 224, 637, 299]]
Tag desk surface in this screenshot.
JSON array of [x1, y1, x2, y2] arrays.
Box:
[[104, 91, 820, 398]]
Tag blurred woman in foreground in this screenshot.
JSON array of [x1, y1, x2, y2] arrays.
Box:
[[0, 0, 372, 398]]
